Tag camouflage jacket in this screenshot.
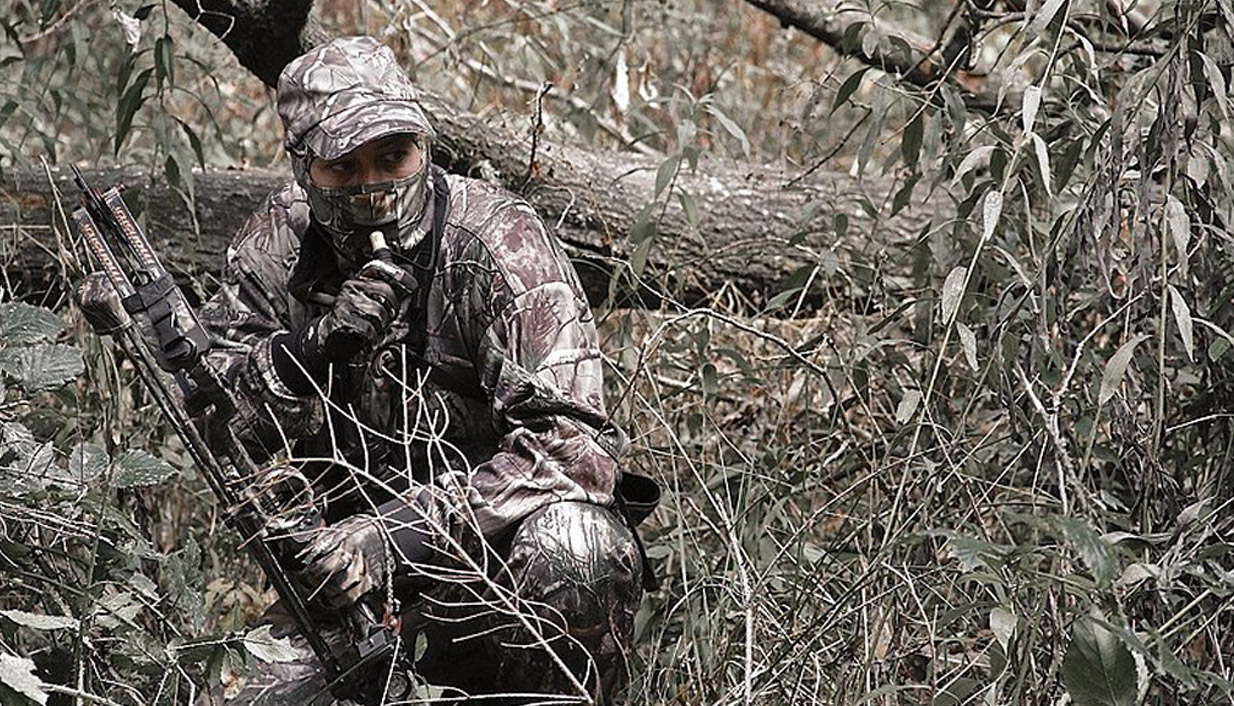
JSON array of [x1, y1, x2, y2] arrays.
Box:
[[198, 170, 618, 540]]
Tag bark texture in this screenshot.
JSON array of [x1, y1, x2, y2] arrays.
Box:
[[0, 151, 945, 307]]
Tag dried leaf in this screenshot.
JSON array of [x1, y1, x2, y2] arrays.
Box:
[[0, 610, 78, 631], [896, 389, 922, 424], [957, 322, 979, 370], [1165, 195, 1189, 269], [1032, 133, 1052, 196], [942, 266, 968, 324], [982, 190, 1003, 242], [1022, 85, 1042, 135], [1198, 52, 1230, 121], [1031, 0, 1069, 35], [112, 8, 142, 48], [611, 50, 629, 119], [1167, 286, 1194, 362], [990, 607, 1017, 650], [0, 653, 48, 705]]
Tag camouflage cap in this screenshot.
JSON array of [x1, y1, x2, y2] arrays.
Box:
[[277, 36, 436, 161]]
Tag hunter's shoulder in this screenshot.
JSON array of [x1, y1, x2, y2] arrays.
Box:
[[225, 181, 309, 271], [440, 174, 575, 296]]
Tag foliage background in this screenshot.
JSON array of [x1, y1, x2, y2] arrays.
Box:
[[0, 0, 1232, 704]]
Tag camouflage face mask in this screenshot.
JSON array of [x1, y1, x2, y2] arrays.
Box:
[[304, 157, 430, 258]]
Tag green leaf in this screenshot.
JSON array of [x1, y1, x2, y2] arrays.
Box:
[[0, 302, 64, 345], [0, 609, 79, 631], [0, 422, 57, 496], [1057, 518, 1117, 589], [942, 85, 966, 135], [415, 631, 429, 661], [701, 362, 718, 397], [1167, 286, 1194, 362], [1211, 337, 1231, 362], [0, 344, 84, 391], [242, 625, 302, 664], [1098, 334, 1148, 405], [630, 236, 654, 278], [69, 442, 109, 483], [706, 105, 749, 160], [93, 591, 142, 630], [677, 190, 699, 231], [629, 203, 655, 244], [831, 68, 868, 114], [937, 531, 1011, 572], [952, 146, 994, 185], [654, 154, 680, 199], [1063, 615, 1137, 706], [113, 449, 178, 488], [902, 111, 923, 167], [155, 35, 174, 86], [1057, 137, 1085, 190], [0, 653, 48, 705], [114, 67, 153, 155], [178, 119, 205, 168], [890, 173, 919, 216]]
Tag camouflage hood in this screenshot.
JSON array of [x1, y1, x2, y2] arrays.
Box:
[[277, 36, 436, 161]]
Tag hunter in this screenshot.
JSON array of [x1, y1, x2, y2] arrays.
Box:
[[194, 36, 656, 704]]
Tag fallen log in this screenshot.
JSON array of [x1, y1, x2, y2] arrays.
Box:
[[0, 151, 947, 309]]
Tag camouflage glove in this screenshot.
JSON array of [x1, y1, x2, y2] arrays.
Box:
[[75, 272, 128, 334], [308, 274, 399, 362], [271, 273, 398, 394], [297, 514, 390, 609]]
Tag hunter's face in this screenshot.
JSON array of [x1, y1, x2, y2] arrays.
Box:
[[309, 133, 423, 188]]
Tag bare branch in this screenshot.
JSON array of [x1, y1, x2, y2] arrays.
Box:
[[745, 0, 1000, 111]]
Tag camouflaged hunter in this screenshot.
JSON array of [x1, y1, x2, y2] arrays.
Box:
[[195, 36, 657, 705]]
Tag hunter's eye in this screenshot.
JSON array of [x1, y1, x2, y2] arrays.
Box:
[[382, 150, 406, 166]]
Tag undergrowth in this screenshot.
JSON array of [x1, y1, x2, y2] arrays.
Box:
[[1, 0, 1232, 705]]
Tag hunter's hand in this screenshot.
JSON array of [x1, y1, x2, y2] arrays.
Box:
[[76, 272, 128, 334], [310, 274, 399, 362], [297, 514, 389, 609]]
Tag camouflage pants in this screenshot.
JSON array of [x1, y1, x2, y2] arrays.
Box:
[[199, 501, 643, 705]]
